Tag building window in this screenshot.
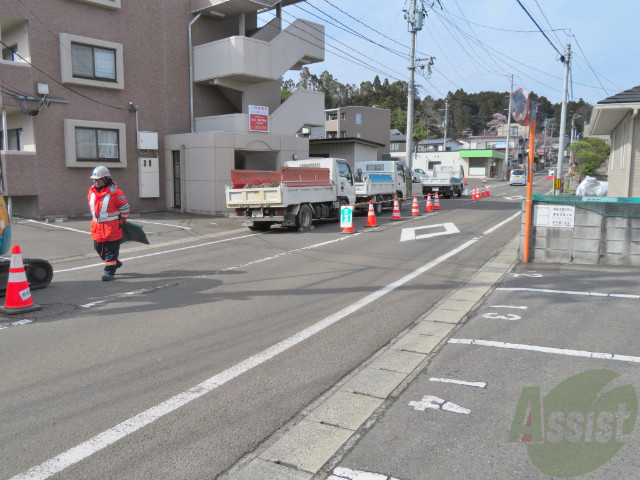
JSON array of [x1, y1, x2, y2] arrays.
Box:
[[356, 113, 362, 125], [340, 112, 346, 120], [64, 119, 127, 168], [340, 131, 346, 138], [391, 142, 399, 151], [2, 44, 19, 62], [71, 43, 116, 81], [75, 127, 119, 161], [60, 33, 124, 90], [327, 131, 337, 139], [327, 113, 337, 121], [0, 128, 23, 151]]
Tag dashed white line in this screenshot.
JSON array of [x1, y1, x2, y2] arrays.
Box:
[[449, 338, 640, 363], [429, 377, 487, 388], [497, 287, 640, 299]]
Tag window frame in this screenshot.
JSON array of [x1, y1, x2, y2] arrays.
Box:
[[60, 33, 124, 90], [70, 42, 117, 82], [64, 119, 127, 168]]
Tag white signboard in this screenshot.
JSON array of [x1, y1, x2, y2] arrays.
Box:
[[534, 205, 575, 228], [340, 205, 353, 228]]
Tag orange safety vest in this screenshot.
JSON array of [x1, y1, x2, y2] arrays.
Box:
[[88, 182, 130, 242]]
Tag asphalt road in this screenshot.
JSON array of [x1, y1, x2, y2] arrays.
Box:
[[1, 178, 548, 479]]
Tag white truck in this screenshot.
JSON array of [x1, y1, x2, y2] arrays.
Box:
[[353, 160, 408, 214], [420, 163, 465, 198], [225, 158, 356, 231]]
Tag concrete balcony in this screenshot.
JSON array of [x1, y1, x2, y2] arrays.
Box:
[[193, 18, 324, 84], [195, 89, 324, 136]]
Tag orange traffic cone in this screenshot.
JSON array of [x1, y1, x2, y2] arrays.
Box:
[[472, 187, 478, 200], [482, 176, 487, 183], [411, 195, 421, 216], [425, 193, 433, 212], [366, 200, 378, 227], [486, 185, 490, 197], [391, 197, 402, 220], [464, 177, 467, 185], [433, 192, 440, 210], [480, 186, 486, 198], [0, 245, 41, 314]]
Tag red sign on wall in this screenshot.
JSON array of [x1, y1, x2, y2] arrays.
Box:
[[249, 105, 269, 132]]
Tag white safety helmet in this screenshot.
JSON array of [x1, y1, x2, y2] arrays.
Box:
[[90, 165, 111, 180]]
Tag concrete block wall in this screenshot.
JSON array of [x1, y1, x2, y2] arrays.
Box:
[[520, 201, 640, 266]]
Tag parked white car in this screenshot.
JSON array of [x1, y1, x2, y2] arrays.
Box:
[[509, 169, 526, 186], [411, 168, 427, 183]]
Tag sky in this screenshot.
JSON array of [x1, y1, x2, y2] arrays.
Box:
[[264, 0, 640, 106]]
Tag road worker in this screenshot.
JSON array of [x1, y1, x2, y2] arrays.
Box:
[[88, 166, 130, 281]]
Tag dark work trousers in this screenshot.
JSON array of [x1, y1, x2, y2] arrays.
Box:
[[94, 240, 121, 276]]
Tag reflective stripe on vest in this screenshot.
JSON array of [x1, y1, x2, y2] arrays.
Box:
[[89, 192, 120, 223]]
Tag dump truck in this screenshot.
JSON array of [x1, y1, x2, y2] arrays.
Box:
[[0, 196, 53, 295], [353, 160, 407, 214], [225, 158, 356, 231], [420, 163, 465, 198]]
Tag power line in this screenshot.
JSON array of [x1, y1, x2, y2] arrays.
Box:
[[515, 0, 565, 61]]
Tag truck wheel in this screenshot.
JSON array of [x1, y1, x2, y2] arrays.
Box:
[[457, 187, 462, 198], [296, 204, 313, 230], [374, 196, 383, 215], [248, 222, 272, 231]]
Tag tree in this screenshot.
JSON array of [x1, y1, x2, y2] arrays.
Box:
[[486, 113, 507, 135], [568, 137, 610, 175]]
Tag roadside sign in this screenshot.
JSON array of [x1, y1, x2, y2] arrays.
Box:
[[340, 205, 353, 228]]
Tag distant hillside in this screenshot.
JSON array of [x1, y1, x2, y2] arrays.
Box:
[[282, 68, 592, 140]]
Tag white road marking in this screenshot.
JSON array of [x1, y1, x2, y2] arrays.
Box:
[[12, 215, 518, 480], [409, 395, 470, 415], [400, 223, 459, 242], [135, 220, 191, 230], [512, 272, 542, 277], [429, 377, 487, 388], [331, 467, 398, 479], [25, 220, 90, 235], [490, 305, 528, 309], [482, 212, 521, 235], [0, 319, 33, 330], [449, 338, 640, 363], [498, 287, 640, 299], [482, 312, 522, 321]]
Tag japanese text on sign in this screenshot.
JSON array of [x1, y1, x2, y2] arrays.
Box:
[[249, 105, 269, 132], [534, 205, 575, 228]]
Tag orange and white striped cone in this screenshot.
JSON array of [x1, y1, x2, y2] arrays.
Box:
[[482, 176, 487, 183], [486, 185, 490, 197], [366, 200, 378, 227], [391, 197, 402, 220], [480, 186, 486, 198], [433, 192, 440, 210], [472, 187, 478, 200], [425, 193, 433, 212], [411, 195, 420, 216], [464, 177, 467, 185], [0, 245, 41, 315]]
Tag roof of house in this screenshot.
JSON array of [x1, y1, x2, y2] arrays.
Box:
[[598, 85, 640, 104], [309, 137, 385, 148]]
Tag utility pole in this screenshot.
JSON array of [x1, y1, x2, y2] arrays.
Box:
[[555, 43, 571, 195], [505, 74, 514, 172], [570, 114, 581, 145], [405, 0, 423, 196], [441, 98, 448, 152]]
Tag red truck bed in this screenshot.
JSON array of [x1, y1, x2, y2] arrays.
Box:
[[231, 167, 331, 189]]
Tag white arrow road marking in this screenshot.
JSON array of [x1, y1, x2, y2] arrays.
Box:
[[512, 272, 543, 277], [429, 378, 487, 388], [331, 467, 400, 480], [400, 222, 460, 242], [490, 305, 528, 309], [503, 196, 525, 200], [482, 312, 522, 321], [409, 395, 470, 414]]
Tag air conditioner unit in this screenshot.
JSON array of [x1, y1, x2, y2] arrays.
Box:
[[137, 131, 158, 150]]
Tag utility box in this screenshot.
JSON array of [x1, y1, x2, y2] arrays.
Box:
[[137, 131, 158, 150], [139, 157, 160, 198]]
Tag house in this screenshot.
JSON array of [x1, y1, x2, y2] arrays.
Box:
[[323, 106, 390, 159], [388, 129, 419, 163], [586, 85, 640, 197], [0, 0, 324, 218]]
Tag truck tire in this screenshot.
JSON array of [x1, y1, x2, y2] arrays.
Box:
[[374, 196, 383, 215], [248, 222, 272, 231], [296, 204, 313, 230], [457, 186, 462, 197]]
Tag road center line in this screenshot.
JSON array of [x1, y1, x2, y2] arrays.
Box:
[[12, 216, 517, 480], [497, 287, 640, 299], [448, 338, 640, 363]]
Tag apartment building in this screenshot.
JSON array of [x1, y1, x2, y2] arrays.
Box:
[[0, 0, 324, 218], [323, 106, 390, 159]]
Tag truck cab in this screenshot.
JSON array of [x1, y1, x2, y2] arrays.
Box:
[[285, 158, 356, 205]]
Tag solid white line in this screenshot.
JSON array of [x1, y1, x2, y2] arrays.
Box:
[[53, 234, 260, 273], [135, 220, 191, 230], [0, 319, 33, 330], [25, 220, 90, 235], [482, 211, 520, 235], [429, 377, 487, 388], [497, 287, 640, 299], [12, 215, 516, 480], [449, 338, 640, 363], [490, 305, 528, 309]]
